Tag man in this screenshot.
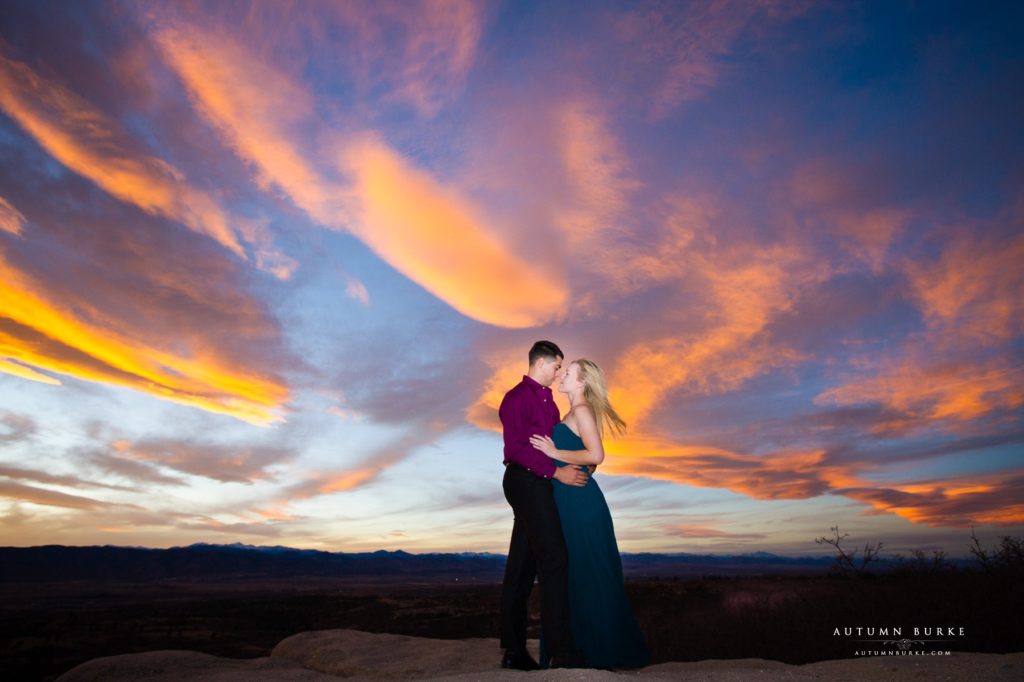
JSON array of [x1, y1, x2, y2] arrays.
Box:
[[499, 340, 588, 670]]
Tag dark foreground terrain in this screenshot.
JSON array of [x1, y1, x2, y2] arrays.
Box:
[[2, 568, 1022, 682]]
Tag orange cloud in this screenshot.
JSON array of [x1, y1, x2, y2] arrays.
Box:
[[816, 227, 1024, 433], [542, 98, 651, 316], [837, 475, 1024, 527], [790, 159, 910, 272], [342, 136, 568, 327], [906, 231, 1024, 346], [262, 431, 436, 519], [0, 358, 60, 386], [151, 25, 337, 224], [153, 24, 564, 328], [555, 100, 636, 246], [816, 355, 1024, 431], [832, 208, 909, 273], [589, 431, 1023, 530], [0, 251, 289, 424], [446, 91, 647, 317], [0, 196, 25, 236], [610, 240, 814, 426], [465, 355, 542, 433], [601, 436, 857, 500]]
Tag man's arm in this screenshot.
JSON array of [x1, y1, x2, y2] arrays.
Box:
[[499, 389, 557, 478]]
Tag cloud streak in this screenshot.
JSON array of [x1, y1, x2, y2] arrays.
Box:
[[0, 411, 36, 442], [0, 47, 292, 272], [108, 437, 295, 484], [330, 0, 486, 117], [837, 475, 1024, 527], [611, 0, 812, 118], [0, 480, 119, 511], [0, 248, 290, 424], [0, 196, 25, 236]]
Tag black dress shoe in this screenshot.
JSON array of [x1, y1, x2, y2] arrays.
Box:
[[501, 649, 541, 671], [550, 652, 587, 669]]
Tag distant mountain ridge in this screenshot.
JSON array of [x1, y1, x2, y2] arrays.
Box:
[[0, 543, 836, 582]]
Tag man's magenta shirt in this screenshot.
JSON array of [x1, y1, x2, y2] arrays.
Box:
[[499, 375, 561, 478]]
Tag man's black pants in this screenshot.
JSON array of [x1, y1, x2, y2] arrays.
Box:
[[499, 463, 574, 658]]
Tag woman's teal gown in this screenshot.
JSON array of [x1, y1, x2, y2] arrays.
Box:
[[539, 423, 651, 669]]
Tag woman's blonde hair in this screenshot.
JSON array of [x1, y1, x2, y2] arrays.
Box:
[[573, 358, 626, 437]]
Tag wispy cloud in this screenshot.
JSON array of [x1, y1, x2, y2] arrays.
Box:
[[906, 229, 1024, 347], [264, 430, 435, 519], [0, 196, 25, 236], [0, 463, 136, 492], [0, 47, 288, 274], [0, 410, 36, 442], [667, 522, 767, 541], [108, 437, 295, 484], [0, 480, 120, 511], [84, 449, 186, 488], [790, 159, 911, 273], [148, 23, 336, 224], [344, 276, 370, 306], [611, 0, 812, 118], [554, 99, 637, 246], [331, 0, 486, 117], [0, 359, 61, 385]]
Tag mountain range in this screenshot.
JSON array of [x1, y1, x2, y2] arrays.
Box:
[[0, 543, 837, 582]]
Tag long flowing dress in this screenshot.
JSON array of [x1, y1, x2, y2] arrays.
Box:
[[540, 422, 651, 669]]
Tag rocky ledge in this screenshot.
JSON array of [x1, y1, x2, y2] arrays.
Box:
[[57, 629, 1024, 681]]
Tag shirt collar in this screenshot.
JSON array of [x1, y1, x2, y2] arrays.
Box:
[[522, 374, 551, 395]]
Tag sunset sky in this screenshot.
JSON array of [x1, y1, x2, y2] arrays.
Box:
[[1, 0, 1021, 556]]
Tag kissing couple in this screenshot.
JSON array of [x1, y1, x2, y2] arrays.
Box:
[[498, 340, 650, 670]]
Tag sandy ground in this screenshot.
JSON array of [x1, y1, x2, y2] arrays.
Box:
[[56, 629, 1024, 681]]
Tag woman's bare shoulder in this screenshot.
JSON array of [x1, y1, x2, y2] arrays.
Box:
[[570, 403, 596, 422]]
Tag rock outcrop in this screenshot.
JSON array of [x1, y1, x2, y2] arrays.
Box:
[[57, 629, 1024, 681]]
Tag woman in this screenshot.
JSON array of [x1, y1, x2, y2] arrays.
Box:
[[529, 359, 650, 669]]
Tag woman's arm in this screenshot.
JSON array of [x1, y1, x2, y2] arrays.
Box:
[[529, 406, 606, 466]]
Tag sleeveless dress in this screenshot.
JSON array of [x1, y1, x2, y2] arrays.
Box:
[[539, 422, 651, 669]]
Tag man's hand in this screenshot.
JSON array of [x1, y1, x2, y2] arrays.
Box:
[[553, 465, 588, 487]]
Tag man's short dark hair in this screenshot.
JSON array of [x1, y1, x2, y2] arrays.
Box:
[[529, 340, 563, 365]]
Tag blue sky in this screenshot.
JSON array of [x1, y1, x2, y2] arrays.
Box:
[[0, 0, 1021, 555]]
